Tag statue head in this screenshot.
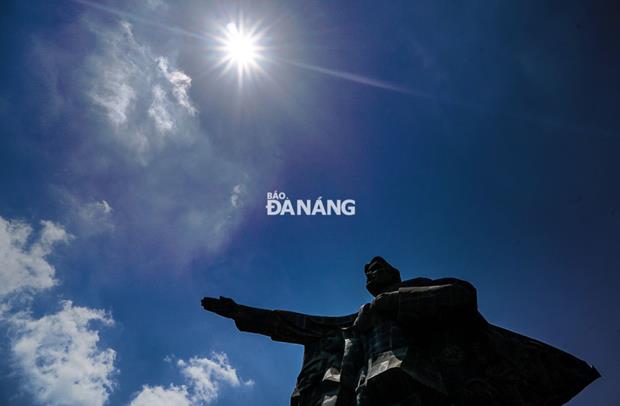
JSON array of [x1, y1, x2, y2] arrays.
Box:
[[364, 256, 401, 296]]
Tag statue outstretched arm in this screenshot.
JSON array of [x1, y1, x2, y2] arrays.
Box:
[[202, 296, 356, 345], [202, 296, 280, 339]]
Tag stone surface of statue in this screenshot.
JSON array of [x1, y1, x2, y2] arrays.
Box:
[[202, 257, 599, 405]]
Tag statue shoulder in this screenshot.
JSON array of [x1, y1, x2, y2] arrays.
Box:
[[399, 277, 475, 289]]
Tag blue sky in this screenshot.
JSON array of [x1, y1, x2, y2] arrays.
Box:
[[0, 0, 618, 405]]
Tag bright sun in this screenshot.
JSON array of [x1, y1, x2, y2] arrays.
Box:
[[224, 23, 257, 65], [218, 22, 263, 80]]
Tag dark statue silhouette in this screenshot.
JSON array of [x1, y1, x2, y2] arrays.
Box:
[[201, 257, 599, 405]]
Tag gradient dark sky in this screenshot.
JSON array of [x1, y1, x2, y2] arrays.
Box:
[[0, 1, 618, 405]]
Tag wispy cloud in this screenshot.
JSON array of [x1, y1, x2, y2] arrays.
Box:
[[157, 56, 196, 116], [87, 22, 137, 128], [86, 20, 197, 159], [53, 190, 115, 238], [230, 184, 244, 208], [72, 18, 252, 259], [79, 199, 114, 230], [148, 85, 175, 133]]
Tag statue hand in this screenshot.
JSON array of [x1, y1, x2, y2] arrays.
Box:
[[201, 296, 238, 318]]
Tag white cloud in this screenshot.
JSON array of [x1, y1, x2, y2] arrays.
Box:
[[78, 200, 114, 233], [0, 216, 118, 406], [130, 385, 191, 406], [8, 300, 117, 406], [230, 184, 243, 208], [180, 353, 252, 403], [130, 352, 251, 406], [0, 217, 70, 298]]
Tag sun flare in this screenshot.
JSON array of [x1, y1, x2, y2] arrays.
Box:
[[216, 21, 264, 82], [224, 23, 258, 65]]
